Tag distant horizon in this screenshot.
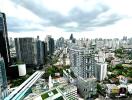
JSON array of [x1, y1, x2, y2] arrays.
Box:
[[8, 32, 132, 40]]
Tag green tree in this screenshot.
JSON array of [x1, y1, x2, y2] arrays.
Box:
[[115, 64, 123, 70], [114, 48, 126, 58]]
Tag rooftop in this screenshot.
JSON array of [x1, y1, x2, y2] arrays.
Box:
[[41, 89, 58, 100], [58, 84, 77, 94]]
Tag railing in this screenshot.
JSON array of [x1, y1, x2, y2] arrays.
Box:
[[4, 71, 44, 100]]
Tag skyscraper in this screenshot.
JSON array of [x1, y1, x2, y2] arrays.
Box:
[[69, 33, 76, 43], [45, 35, 55, 55], [70, 33, 73, 40], [36, 36, 44, 66], [49, 37, 54, 55], [42, 41, 47, 64], [0, 55, 8, 99], [15, 38, 37, 66], [56, 37, 65, 49], [0, 12, 11, 75]]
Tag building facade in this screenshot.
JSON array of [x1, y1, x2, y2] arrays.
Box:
[[42, 41, 47, 64], [15, 38, 37, 65], [96, 63, 107, 81], [69, 45, 97, 78], [58, 84, 78, 100], [0, 55, 8, 99], [0, 12, 11, 76], [48, 37, 54, 55], [45, 35, 55, 55], [56, 37, 65, 49], [77, 77, 97, 99], [36, 36, 44, 66]]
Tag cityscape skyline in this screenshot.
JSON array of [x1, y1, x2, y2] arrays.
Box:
[[1, 0, 132, 39], [1, 1, 132, 100]]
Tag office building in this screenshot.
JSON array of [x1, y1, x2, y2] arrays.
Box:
[[0, 55, 8, 99], [69, 34, 76, 43], [0, 12, 11, 75], [36, 36, 44, 66], [56, 37, 65, 49], [49, 37, 54, 55], [45, 35, 51, 52], [42, 41, 47, 63], [45, 35, 55, 55], [15, 38, 37, 66]]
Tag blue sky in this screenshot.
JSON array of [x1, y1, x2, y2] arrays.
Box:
[[1, 0, 132, 39]]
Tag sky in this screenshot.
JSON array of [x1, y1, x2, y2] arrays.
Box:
[[1, 0, 132, 39]]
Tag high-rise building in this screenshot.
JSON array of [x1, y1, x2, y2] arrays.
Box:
[[96, 63, 107, 81], [15, 38, 37, 66], [42, 41, 47, 63], [56, 37, 65, 49], [69, 44, 97, 99], [45, 35, 51, 52], [0, 55, 8, 99], [69, 45, 97, 78], [36, 36, 44, 66], [49, 37, 54, 55], [95, 51, 107, 81], [0, 12, 11, 75], [70, 34, 73, 40], [9, 37, 15, 48], [45, 35, 55, 55], [69, 34, 76, 43]]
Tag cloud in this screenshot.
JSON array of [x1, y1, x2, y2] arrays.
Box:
[[7, 0, 123, 32], [7, 16, 44, 32]]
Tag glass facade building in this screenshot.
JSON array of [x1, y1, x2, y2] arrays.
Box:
[[0, 56, 8, 99], [0, 12, 11, 76]]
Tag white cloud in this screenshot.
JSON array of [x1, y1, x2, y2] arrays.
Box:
[[64, 22, 78, 28], [1, 0, 132, 39], [1, 0, 42, 22]]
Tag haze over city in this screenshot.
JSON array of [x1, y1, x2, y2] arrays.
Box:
[[1, 0, 132, 39]]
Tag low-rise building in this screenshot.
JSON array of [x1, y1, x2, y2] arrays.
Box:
[[77, 77, 97, 99], [105, 84, 119, 95], [128, 84, 132, 94], [24, 93, 42, 100], [58, 84, 78, 100], [41, 89, 63, 100], [63, 69, 77, 85]]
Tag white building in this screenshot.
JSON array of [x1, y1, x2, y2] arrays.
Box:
[[96, 63, 107, 81], [58, 84, 78, 100], [69, 45, 97, 78], [48, 75, 53, 89], [18, 64, 26, 76], [128, 84, 132, 94]]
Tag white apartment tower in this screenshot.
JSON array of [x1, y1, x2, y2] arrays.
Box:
[[69, 45, 97, 78]]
